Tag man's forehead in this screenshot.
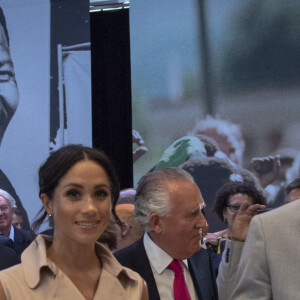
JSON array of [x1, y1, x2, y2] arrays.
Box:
[[188, 199, 205, 211], [166, 178, 203, 192], [166, 179, 205, 205], [165, 178, 194, 189]]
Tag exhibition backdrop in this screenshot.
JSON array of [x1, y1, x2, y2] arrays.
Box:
[[130, 0, 300, 231], [0, 0, 91, 229], [130, 0, 300, 185]]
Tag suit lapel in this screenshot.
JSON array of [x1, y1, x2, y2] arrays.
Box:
[[188, 249, 218, 300], [13, 227, 22, 256], [134, 238, 161, 300]]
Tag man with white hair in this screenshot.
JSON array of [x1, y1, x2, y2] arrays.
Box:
[[115, 167, 218, 300], [0, 189, 33, 257]]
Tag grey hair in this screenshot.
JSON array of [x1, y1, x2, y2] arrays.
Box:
[[134, 167, 194, 232], [0, 189, 16, 208]]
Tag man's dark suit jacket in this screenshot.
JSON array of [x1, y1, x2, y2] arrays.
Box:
[[0, 234, 20, 270], [114, 237, 218, 300], [13, 226, 34, 257], [0, 244, 20, 270]]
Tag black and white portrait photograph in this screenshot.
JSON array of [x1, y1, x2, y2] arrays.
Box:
[[0, 0, 91, 229]]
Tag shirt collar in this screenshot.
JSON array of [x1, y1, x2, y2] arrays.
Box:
[[143, 232, 188, 274], [22, 234, 54, 288], [94, 241, 140, 282], [9, 224, 14, 240]]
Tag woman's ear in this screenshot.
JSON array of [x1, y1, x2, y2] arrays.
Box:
[[40, 193, 53, 215], [121, 223, 131, 238]]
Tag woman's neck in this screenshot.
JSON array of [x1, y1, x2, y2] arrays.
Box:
[[46, 236, 102, 300], [47, 236, 100, 272]]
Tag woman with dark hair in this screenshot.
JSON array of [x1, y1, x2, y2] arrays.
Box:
[[0, 144, 148, 299], [204, 181, 266, 276]]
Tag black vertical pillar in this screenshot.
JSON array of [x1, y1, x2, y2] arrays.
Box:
[[91, 9, 133, 189], [198, 0, 215, 116]]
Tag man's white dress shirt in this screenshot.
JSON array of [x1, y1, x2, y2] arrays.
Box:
[[144, 233, 199, 300]]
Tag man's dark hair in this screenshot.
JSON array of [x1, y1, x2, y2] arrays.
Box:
[[286, 177, 300, 195], [0, 7, 9, 45]]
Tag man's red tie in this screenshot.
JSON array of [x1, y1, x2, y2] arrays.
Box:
[[168, 259, 192, 300]]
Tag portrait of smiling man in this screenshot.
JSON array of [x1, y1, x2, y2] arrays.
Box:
[[0, 7, 29, 229], [115, 167, 218, 300]]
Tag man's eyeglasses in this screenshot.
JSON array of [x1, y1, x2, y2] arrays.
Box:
[[0, 205, 9, 212]]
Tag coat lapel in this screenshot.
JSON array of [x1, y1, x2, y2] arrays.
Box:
[[188, 248, 218, 300], [133, 238, 161, 300]]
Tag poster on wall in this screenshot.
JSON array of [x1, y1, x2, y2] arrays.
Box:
[[130, 0, 300, 232], [0, 0, 91, 230]]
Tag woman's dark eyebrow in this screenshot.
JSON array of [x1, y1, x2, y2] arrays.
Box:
[[62, 183, 82, 189], [95, 184, 110, 189], [63, 183, 110, 189]]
